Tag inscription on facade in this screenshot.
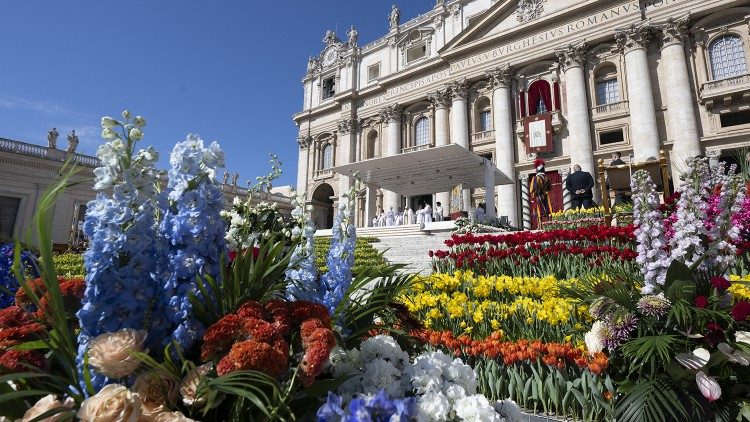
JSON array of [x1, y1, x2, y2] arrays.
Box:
[[353, 0, 686, 111]]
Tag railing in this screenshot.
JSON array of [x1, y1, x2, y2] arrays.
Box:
[[592, 100, 629, 115], [314, 169, 333, 179], [702, 73, 750, 92], [472, 130, 495, 143], [0, 137, 100, 167], [402, 143, 433, 153]]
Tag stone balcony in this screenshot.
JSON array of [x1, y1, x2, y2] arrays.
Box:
[[591, 100, 629, 121], [471, 130, 495, 145], [402, 143, 432, 153], [313, 169, 334, 180], [0, 137, 101, 167], [700, 73, 750, 109]]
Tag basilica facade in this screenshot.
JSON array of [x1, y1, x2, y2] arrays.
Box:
[[294, 0, 750, 229]]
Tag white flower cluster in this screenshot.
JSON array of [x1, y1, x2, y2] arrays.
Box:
[[327, 335, 516, 421], [669, 158, 710, 267], [630, 170, 670, 293], [704, 162, 745, 268]]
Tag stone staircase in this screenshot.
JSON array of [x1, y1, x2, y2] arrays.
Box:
[[316, 222, 454, 274]]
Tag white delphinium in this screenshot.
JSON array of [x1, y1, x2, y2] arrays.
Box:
[[705, 163, 746, 269], [631, 169, 671, 293], [669, 158, 710, 267]]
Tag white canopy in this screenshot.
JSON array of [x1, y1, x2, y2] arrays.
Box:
[[330, 144, 512, 197]]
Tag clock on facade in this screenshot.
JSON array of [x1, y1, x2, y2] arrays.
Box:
[[323, 48, 338, 66]]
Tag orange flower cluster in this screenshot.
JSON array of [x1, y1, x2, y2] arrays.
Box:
[[201, 300, 335, 385], [15, 277, 85, 322], [411, 329, 609, 375]]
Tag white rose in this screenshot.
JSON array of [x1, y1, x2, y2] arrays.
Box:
[[133, 372, 179, 421], [133, 116, 146, 127], [88, 329, 147, 379], [20, 394, 74, 422], [101, 117, 118, 128], [77, 384, 143, 422], [180, 363, 213, 407], [129, 128, 144, 141], [153, 412, 197, 422]]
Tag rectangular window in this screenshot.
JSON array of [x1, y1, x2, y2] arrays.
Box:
[[596, 80, 619, 105], [367, 63, 381, 82], [406, 44, 427, 63], [479, 110, 492, 132], [0, 196, 20, 240], [322, 77, 335, 100], [720, 111, 750, 127], [600, 129, 625, 145]]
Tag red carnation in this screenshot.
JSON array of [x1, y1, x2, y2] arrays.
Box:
[[732, 301, 750, 321], [694, 296, 708, 309], [710, 276, 731, 293]]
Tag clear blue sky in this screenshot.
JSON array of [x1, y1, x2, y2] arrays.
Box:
[[0, 1, 428, 188]]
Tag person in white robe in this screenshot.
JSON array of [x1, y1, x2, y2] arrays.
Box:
[[434, 202, 444, 222], [378, 213, 386, 227], [396, 208, 404, 225], [385, 207, 395, 226], [372, 217, 378, 227], [406, 207, 415, 225], [424, 203, 433, 223], [416, 205, 425, 226]]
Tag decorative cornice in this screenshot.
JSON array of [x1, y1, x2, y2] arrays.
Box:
[[428, 89, 452, 108], [448, 78, 470, 100], [659, 15, 690, 48], [556, 42, 588, 71], [485, 65, 515, 89], [379, 104, 403, 123], [615, 21, 655, 53]]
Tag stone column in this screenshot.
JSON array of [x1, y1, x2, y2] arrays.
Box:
[[336, 118, 357, 197], [296, 136, 312, 197], [429, 89, 452, 213], [365, 184, 378, 227], [660, 17, 702, 177], [560, 168, 572, 210], [449, 78, 471, 210], [616, 23, 661, 162], [380, 104, 403, 212], [557, 43, 597, 181], [487, 65, 519, 226]]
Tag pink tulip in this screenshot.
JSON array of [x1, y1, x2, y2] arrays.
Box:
[[696, 371, 721, 402]]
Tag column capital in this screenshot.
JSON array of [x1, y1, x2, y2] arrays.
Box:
[[659, 15, 690, 48], [555, 42, 588, 71], [297, 135, 313, 149], [705, 149, 722, 159], [428, 89, 452, 109], [448, 78, 470, 100], [379, 104, 403, 123], [485, 65, 515, 89], [615, 21, 655, 53], [337, 118, 358, 135]]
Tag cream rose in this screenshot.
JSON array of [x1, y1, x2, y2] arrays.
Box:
[[88, 328, 147, 378], [77, 384, 142, 422], [180, 363, 214, 407], [21, 394, 74, 422], [153, 411, 197, 422], [133, 372, 179, 421]]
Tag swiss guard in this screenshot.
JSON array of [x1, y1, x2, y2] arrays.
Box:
[[529, 159, 553, 228]]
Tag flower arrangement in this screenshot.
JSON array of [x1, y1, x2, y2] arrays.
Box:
[[0, 243, 38, 308], [52, 253, 85, 278]]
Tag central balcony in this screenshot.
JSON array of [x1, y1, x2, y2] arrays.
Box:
[[701, 73, 750, 109], [471, 130, 495, 145]]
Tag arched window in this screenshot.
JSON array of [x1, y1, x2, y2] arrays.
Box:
[[415, 117, 430, 146], [475, 97, 492, 132], [322, 144, 333, 169], [595, 66, 619, 105], [710, 34, 748, 80], [366, 131, 377, 159], [527, 80, 552, 115]]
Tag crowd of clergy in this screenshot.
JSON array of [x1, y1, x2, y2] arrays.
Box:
[[371, 202, 445, 227]]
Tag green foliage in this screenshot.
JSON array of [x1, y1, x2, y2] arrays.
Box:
[[53, 253, 84, 278], [615, 378, 696, 422], [315, 236, 389, 276]]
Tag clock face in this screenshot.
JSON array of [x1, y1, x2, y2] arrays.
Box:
[[323, 48, 337, 66]]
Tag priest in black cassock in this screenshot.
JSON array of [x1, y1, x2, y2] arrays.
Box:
[[565, 164, 595, 209]]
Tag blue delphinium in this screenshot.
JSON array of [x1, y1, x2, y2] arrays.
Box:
[[0, 243, 38, 309], [285, 218, 320, 301], [77, 112, 169, 390], [319, 199, 356, 316], [317, 390, 417, 422], [159, 134, 226, 352]]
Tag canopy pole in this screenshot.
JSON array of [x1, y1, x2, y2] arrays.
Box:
[[484, 158, 496, 221]]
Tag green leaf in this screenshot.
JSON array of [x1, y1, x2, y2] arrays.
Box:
[[665, 261, 697, 302]]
